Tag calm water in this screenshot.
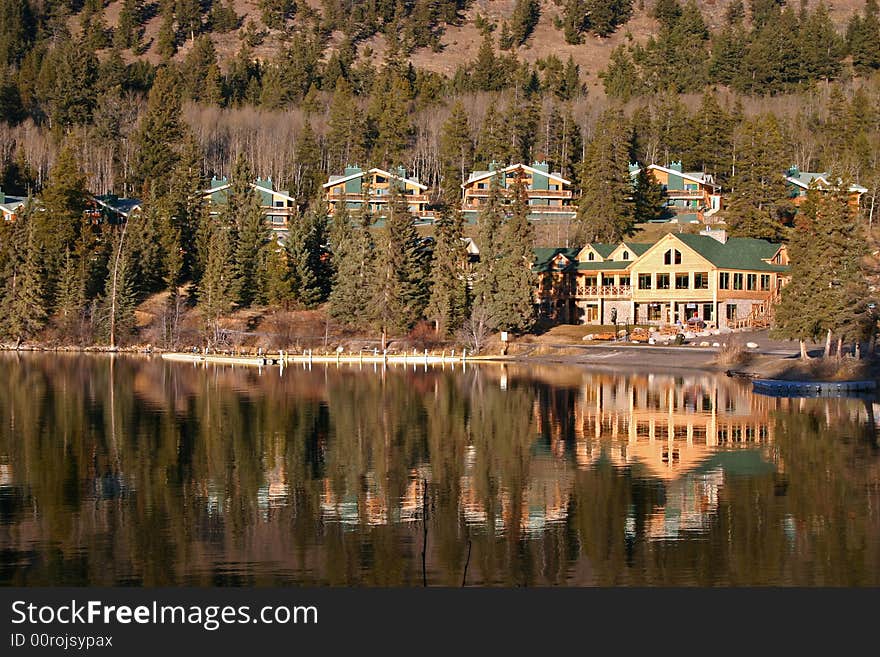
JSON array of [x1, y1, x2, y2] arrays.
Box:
[[1, 354, 878, 586]]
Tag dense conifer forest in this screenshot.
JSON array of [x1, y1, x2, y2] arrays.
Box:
[[0, 0, 879, 349]]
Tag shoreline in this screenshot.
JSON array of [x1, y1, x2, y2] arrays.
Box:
[[4, 341, 877, 385]]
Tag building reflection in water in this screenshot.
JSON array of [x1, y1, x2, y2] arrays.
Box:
[[2, 354, 878, 586]]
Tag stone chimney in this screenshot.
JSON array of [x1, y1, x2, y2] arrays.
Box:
[[700, 227, 727, 243]]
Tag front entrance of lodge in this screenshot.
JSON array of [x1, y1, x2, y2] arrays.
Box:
[[636, 302, 715, 326]]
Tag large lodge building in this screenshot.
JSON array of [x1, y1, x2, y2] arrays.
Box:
[[533, 229, 790, 329]]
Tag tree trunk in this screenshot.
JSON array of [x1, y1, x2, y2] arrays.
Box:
[[823, 328, 832, 358], [799, 339, 809, 360], [381, 327, 387, 352], [836, 335, 843, 361]]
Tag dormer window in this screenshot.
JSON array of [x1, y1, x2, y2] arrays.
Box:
[[622, 251, 629, 260], [664, 249, 682, 265]]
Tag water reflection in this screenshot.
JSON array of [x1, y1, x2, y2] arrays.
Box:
[[0, 354, 878, 586]]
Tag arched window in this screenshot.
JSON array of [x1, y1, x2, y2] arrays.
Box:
[[664, 249, 682, 265], [622, 251, 629, 261], [588, 252, 595, 261]]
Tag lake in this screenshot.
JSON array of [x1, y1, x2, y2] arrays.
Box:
[[1, 353, 878, 586]]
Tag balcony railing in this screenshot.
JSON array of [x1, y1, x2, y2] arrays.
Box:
[[329, 193, 431, 204], [575, 285, 632, 298], [463, 203, 576, 214], [465, 189, 573, 198], [664, 189, 706, 199]]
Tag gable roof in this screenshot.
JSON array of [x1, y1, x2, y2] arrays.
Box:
[[203, 181, 297, 204], [532, 247, 581, 272], [621, 242, 652, 256], [785, 170, 868, 194], [637, 164, 720, 190], [93, 195, 142, 218], [323, 167, 427, 191], [465, 163, 571, 188], [576, 243, 617, 261]]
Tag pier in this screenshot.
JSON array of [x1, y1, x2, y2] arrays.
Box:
[[161, 349, 474, 368]]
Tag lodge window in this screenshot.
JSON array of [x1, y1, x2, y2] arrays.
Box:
[[760, 274, 771, 291], [694, 272, 709, 289], [726, 304, 738, 321], [638, 274, 652, 289], [657, 273, 670, 290], [746, 274, 757, 291], [733, 273, 744, 290], [719, 272, 730, 289], [647, 305, 662, 321], [588, 252, 595, 261], [675, 273, 689, 289], [375, 176, 386, 183], [663, 249, 682, 265], [622, 251, 629, 260], [275, 201, 284, 207]]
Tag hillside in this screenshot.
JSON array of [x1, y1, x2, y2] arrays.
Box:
[[90, 0, 869, 96]]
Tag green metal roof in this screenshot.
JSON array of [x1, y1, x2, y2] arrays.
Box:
[[576, 261, 632, 271], [532, 247, 580, 272], [673, 234, 789, 272], [622, 242, 652, 256], [590, 243, 617, 258]]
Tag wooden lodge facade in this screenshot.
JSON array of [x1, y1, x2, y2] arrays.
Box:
[[533, 229, 790, 329], [461, 162, 577, 221], [323, 166, 432, 221]]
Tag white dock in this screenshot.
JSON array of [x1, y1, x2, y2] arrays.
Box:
[[161, 350, 475, 368]]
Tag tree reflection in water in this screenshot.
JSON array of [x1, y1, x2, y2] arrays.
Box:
[[0, 354, 878, 586]]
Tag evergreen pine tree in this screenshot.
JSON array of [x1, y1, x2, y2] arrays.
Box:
[[286, 211, 323, 308], [601, 46, 641, 103], [575, 110, 635, 243], [509, 0, 540, 46], [55, 247, 85, 336], [848, 0, 880, 73], [228, 154, 270, 306], [114, 0, 144, 50], [328, 205, 373, 326], [773, 183, 873, 357], [164, 132, 206, 282], [439, 101, 473, 206], [326, 78, 366, 173], [426, 207, 469, 336], [726, 114, 791, 241], [369, 186, 428, 344], [472, 174, 504, 311], [2, 211, 47, 344], [199, 220, 237, 343], [293, 121, 323, 203], [131, 67, 183, 194], [491, 178, 535, 332], [632, 165, 668, 223], [37, 144, 89, 304]]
